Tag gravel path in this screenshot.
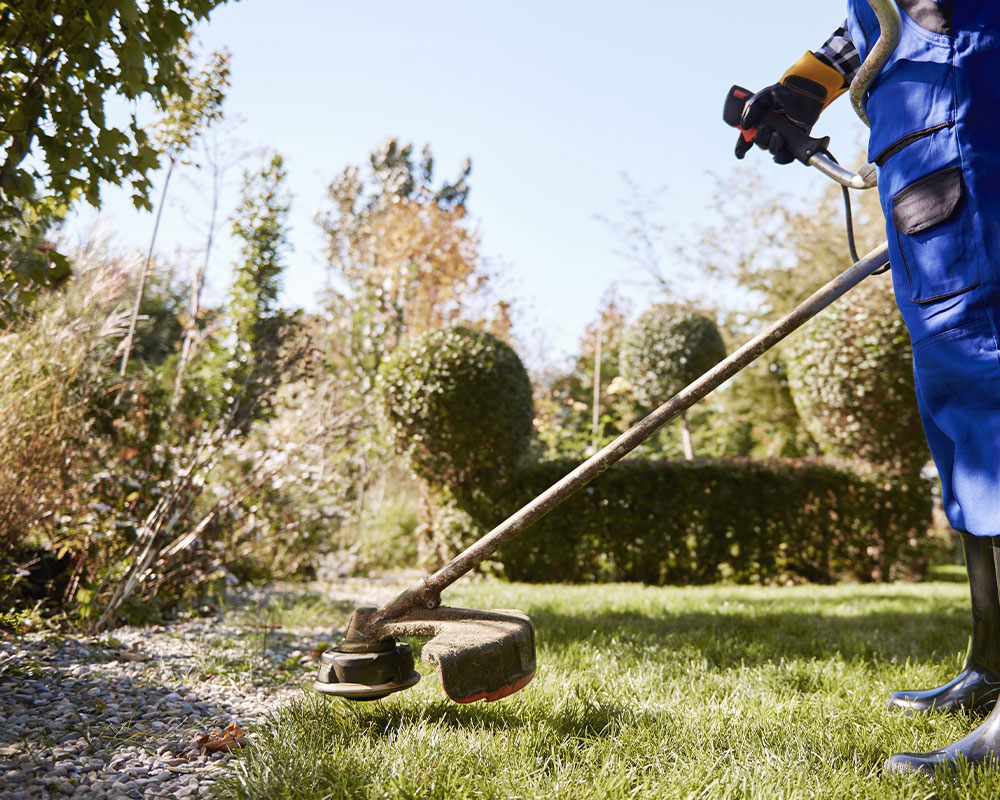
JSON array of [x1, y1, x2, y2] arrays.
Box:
[[0, 579, 410, 800]]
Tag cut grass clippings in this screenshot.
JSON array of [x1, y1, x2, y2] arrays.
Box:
[[219, 572, 1000, 799]]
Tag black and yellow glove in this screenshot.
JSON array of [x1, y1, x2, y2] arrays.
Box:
[[735, 52, 848, 164]]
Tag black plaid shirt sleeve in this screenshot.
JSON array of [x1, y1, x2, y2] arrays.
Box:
[[813, 21, 861, 85]]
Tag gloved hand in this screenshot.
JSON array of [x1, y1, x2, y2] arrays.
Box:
[[734, 52, 847, 164]]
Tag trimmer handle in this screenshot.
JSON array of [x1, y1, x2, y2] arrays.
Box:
[[723, 84, 831, 166], [724, 85, 877, 189]]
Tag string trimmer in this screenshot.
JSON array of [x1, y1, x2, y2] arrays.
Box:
[[313, 0, 901, 705]]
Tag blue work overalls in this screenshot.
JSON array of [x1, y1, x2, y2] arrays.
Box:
[[847, 0, 1000, 535]]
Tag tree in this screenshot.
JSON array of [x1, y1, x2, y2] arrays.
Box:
[[317, 138, 502, 378], [530, 288, 734, 462], [313, 139, 510, 521], [593, 177, 754, 460], [173, 118, 255, 400], [532, 286, 638, 459], [0, 215, 71, 317], [215, 152, 292, 431], [0, 0, 232, 240], [620, 303, 727, 460]]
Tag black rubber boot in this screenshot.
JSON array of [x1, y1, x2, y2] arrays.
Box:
[[887, 532, 1000, 715], [885, 705, 1000, 776], [885, 536, 1000, 776]]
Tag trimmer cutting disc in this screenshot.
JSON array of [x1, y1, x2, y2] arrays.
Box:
[[312, 674, 421, 700], [384, 607, 536, 703]]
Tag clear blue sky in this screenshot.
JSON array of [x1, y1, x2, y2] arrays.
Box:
[[72, 0, 866, 362]]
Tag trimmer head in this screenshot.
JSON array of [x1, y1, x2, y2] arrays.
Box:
[[312, 639, 421, 701], [313, 606, 536, 704]]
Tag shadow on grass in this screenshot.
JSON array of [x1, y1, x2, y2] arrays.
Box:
[[271, 689, 661, 757], [925, 564, 968, 583], [224, 692, 668, 800], [526, 601, 971, 668], [346, 694, 654, 738]]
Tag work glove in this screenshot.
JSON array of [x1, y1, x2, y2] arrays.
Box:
[[734, 52, 848, 164]]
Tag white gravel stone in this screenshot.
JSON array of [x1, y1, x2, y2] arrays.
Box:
[[0, 582, 382, 800]]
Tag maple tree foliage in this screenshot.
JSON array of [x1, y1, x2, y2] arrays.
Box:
[[0, 1, 231, 312], [0, 0, 231, 234]]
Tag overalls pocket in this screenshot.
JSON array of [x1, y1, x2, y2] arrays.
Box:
[[891, 165, 980, 304]]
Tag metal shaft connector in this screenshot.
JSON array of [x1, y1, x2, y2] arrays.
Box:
[[809, 153, 878, 189]]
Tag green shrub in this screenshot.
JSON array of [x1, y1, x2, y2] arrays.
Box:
[[621, 304, 726, 459], [620, 304, 726, 406], [785, 277, 927, 476], [488, 459, 932, 584], [378, 326, 534, 489]]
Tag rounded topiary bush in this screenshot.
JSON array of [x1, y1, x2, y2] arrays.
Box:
[[620, 303, 726, 458], [378, 326, 534, 489], [785, 276, 927, 476], [620, 304, 726, 405]]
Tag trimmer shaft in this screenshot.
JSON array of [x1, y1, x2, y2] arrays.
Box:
[[313, 640, 421, 701]]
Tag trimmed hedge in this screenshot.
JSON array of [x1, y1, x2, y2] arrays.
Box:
[[485, 459, 932, 584]]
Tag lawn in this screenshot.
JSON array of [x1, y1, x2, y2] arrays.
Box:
[[220, 568, 1000, 799]]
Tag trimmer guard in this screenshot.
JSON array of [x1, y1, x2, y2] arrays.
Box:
[[386, 607, 536, 703]]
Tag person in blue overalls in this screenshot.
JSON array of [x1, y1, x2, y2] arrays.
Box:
[[733, 1, 1000, 776]]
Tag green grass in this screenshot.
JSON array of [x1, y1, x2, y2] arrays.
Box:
[[219, 578, 1000, 799]]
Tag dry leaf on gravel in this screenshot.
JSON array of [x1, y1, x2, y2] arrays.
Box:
[[195, 721, 246, 753], [119, 644, 148, 662]]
